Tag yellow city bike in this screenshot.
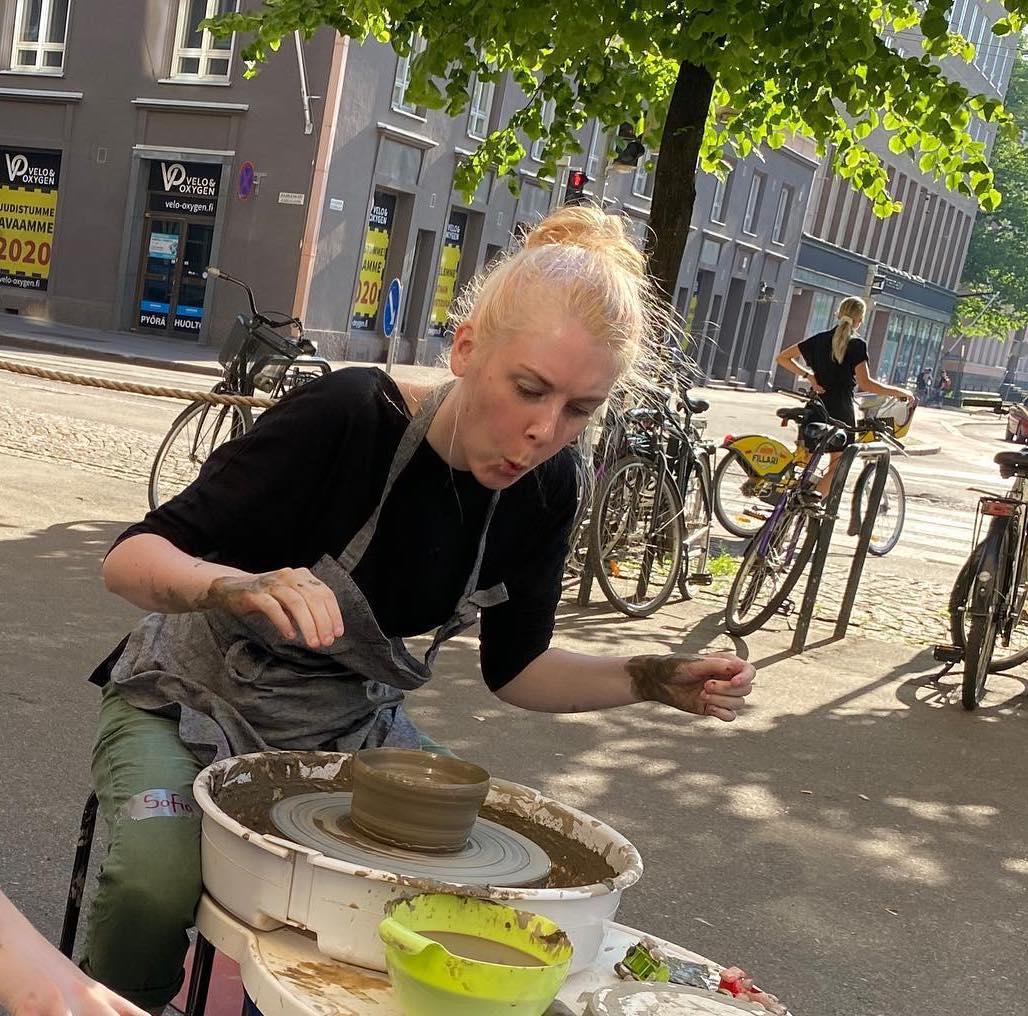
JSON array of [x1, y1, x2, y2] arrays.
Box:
[[712, 393, 914, 556]]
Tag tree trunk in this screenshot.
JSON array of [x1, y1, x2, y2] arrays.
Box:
[[648, 61, 716, 306]]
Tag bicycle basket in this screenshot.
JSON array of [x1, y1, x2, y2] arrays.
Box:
[[218, 316, 251, 368], [856, 393, 913, 438]]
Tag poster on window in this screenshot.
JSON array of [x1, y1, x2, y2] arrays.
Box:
[[351, 192, 396, 332], [427, 211, 467, 339], [0, 147, 61, 291]]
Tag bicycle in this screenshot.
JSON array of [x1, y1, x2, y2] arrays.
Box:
[[148, 267, 331, 509], [934, 448, 1028, 710], [724, 399, 849, 635], [712, 391, 913, 556], [587, 388, 715, 617]]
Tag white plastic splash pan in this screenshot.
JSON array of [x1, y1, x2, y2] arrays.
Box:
[[194, 751, 643, 974]]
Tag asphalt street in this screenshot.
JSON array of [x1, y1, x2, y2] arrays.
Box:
[[1, 349, 1025, 1016]]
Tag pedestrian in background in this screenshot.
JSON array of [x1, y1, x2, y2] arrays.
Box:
[[775, 295, 915, 496]]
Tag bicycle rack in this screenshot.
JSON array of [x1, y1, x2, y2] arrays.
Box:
[[790, 440, 892, 653]]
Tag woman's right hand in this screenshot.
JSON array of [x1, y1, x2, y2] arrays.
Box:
[[200, 568, 344, 648]]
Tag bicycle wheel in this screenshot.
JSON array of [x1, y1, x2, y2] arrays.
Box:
[[725, 510, 818, 636], [963, 612, 999, 710], [712, 450, 775, 538], [148, 400, 251, 509], [678, 456, 712, 600], [590, 456, 684, 617], [949, 537, 1028, 673], [853, 462, 906, 556]]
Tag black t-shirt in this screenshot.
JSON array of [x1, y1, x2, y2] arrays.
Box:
[[108, 367, 578, 691], [798, 330, 869, 396]]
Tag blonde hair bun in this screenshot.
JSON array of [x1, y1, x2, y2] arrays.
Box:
[[522, 205, 647, 281]]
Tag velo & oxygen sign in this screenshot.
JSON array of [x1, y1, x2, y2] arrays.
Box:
[[148, 160, 222, 217], [0, 146, 62, 292]]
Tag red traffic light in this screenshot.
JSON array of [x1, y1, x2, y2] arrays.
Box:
[[564, 169, 589, 205]]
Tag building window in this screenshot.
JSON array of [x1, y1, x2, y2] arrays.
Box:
[[586, 122, 606, 180], [632, 151, 655, 200], [531, 100, 556, 162], [392, 33, 427, 115], [171, 0, 235, 81], [742, 173, 765, 235], [467, 74, 495, 140], [710, 164, 734, 224], [772, 184, 793, 244], [11, 0, 71, 73]]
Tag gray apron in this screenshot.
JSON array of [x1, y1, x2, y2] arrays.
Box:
[[109, 381, 508, 764]]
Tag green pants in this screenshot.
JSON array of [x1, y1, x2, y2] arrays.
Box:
[[82, 684, 449, 1007]]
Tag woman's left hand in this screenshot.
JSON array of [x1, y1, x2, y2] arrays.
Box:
[[627, 652, 754, 721]]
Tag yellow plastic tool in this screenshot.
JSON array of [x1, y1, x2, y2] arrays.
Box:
[[379, 893, 574, 1016]]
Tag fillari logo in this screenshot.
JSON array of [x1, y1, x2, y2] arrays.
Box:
[[752, 443, 782, 467]]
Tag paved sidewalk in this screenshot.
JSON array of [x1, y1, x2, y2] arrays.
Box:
[[0, 312, 450, 386]]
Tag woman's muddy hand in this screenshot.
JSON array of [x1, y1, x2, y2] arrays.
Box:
[[199, 568, 344, 648], [628, 652, 754, 721]]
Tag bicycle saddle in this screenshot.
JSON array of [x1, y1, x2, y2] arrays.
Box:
[[776, 406, 806, 423], [995, 450, 1028, 477], [802, 422, 848, 452], [683, 393, 710, 415]]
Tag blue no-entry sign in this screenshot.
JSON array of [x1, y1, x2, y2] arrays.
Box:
[[383, 278, 402, 338]]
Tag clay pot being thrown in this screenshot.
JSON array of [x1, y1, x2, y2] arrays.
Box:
[[351, 748, 491, 853]]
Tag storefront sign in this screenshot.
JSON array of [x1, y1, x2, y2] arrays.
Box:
[[427, 211, 468, 339], [0, 147, 61, 292], [351, 192, 396, 332], [148, 160, 220, 217]]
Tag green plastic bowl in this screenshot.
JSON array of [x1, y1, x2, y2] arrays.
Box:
[[379, 893, 573, 1016]]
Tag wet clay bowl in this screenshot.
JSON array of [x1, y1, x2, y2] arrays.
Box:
[[351, 748, 490, 853]]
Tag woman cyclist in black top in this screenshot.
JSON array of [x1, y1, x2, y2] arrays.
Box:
[[776, 296, 914, 496]]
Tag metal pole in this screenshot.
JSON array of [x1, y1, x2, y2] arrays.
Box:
[[790, 442, 862, 653], [385, 321, 400, 374], [835, 444, 891, 637]]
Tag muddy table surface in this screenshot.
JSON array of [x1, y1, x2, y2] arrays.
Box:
[[195, 895, 741, 1016]]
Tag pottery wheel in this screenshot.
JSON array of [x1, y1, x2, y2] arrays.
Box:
[[269, 792, 551, 887]]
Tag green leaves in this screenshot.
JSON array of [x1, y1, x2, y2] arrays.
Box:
[[213, 0, 1022, 293]]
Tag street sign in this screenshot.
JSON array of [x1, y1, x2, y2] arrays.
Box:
[[383, 277, 402, 338], [237, 161, 255, 201]]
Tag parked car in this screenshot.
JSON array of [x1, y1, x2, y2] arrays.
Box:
[[1006, 397, 1028, 441]]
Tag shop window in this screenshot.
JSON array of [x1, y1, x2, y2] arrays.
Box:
[[171, 0, 236, 82], [632, 151, 656, 200], [392, 34, 427, 117], [11, 0, 71, 73]]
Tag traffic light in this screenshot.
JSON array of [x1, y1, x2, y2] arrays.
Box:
[[564, 169, 589, 206]]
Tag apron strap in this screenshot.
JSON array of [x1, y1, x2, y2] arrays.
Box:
[[339, 380, 456, 571]]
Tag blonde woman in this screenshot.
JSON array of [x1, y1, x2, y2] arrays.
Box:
[[81, 206, 755, 1007], [776, 296, 913, 494]]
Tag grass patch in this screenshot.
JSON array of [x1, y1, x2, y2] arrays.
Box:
[[709, 548, 739, 578]]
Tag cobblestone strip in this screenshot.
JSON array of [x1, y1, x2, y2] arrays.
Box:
[[0, 402, 157, 484]]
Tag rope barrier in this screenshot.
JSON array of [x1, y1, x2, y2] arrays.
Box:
[[0, 359, 276, 409]]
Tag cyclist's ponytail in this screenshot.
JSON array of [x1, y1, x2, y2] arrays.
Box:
[[832, 296, 867, 364]]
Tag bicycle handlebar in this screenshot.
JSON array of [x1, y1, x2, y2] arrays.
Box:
[[206, 266, 308, 349]]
